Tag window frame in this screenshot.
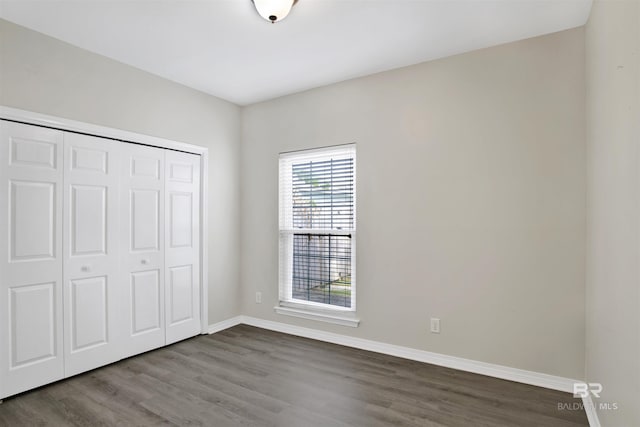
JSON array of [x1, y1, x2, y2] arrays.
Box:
[[277, 144, 358, 324]]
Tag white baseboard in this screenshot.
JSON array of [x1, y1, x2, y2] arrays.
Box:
[[207, 316, 243, 334], [206, 315, 579, 393], [582, 395, 601, 427]]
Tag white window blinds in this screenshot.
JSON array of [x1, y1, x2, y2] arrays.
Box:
[[279, 144, 356, 310]]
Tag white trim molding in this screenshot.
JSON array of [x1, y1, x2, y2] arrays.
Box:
[[0, 106, 207, 155], [582, 395, 601, 427], [207, 316, 243, 334], [274, 305, 360, 327], [199, 149, 209, 334], [207, 315, 581, 393]]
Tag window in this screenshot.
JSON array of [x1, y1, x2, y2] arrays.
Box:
[[279, 145, 356, 314]]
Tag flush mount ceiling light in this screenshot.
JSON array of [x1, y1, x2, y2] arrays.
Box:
[[252, 0, 298, 24]]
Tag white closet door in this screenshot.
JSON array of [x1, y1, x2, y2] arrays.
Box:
[[0, 121, 64, 399], [63, 133, 121, 376], [165, 151, 201, 344], [121, 143, 166, 355]]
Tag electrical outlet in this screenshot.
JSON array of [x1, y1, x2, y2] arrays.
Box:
[[255, 291, 262, 304], [430, 318, 440, 334]]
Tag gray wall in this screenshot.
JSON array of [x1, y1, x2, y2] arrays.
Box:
[[585, 0, 640, 425], [0, 19, 242, 324], [241, 28, 586, 379]]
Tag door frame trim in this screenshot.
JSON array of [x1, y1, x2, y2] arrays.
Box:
[[0, 106, 209, 334]]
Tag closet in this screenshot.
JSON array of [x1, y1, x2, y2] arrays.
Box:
[[0, 117, 204, 400]]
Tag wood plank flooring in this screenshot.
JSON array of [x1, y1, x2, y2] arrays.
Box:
[[0, 325, 588, 426]]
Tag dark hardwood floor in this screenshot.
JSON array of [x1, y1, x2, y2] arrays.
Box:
[[0, 325, 588, 426]]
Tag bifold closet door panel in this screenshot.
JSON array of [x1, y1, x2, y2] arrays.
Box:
[[165, 151, 201, 344], [121, 144, 166, 355], [63, 133, 122, 377], [0, 121, 64, 399]]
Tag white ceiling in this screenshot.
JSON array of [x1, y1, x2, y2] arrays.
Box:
[[0, 0, 592, 105]]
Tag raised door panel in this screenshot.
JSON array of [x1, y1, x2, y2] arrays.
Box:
[[131, 190, 160, 251], [169, 265, 193, 325], [169, 192, 192, 248], [10, 136, 56, 169], [121, 143, 165, 355], [9, 283, 56, 368], [131, 270, 161, 334], [165, 151, 200, 344], [169, 163, 193, 183], [71, 185, 107, 256], [71, 146, 107, 174], [0, 120, 64, 399], [70, 276, 108, 351], [63, 133, 121, 377], [131, 156, 160, 179], [10, 181, 56, 260]]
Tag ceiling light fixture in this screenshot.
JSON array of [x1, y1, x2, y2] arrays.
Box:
[[252, 0, 298, 24]]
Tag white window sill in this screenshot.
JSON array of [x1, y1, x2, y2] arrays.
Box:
[[274, 305, 360, 328]]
